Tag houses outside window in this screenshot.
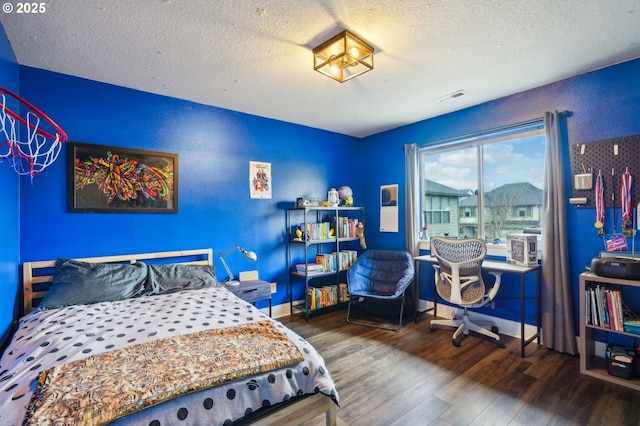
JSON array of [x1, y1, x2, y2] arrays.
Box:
[[425, 196, 451, 224], [419, 121, 546, 253]]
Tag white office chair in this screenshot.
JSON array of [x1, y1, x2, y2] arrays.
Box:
[[429, 237, 503, 347]]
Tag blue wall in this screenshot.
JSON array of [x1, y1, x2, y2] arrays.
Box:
[[17, 67, 362, 311], [0, 24, 19, 347], [360, 58, 640, 332], [3, 15, 640, 343]]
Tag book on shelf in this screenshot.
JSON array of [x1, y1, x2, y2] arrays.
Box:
[[338, 282, 349, 302], [302, 221, 333, 240], [585, 285, 624, 331], [337, 250, 358, 271], [295, 263, 324, 274], [315, 250, 358, 272], [316, 253, 337, 272], [337, 217, 359, 238], [623, 319, 640, 334], [308, 283, 349, 310], [293, 217, 362, 241]]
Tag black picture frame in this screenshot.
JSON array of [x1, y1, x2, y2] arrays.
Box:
[[69, 142, 178, 213]]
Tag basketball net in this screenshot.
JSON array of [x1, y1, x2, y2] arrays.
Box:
[[0, 88, 68, 178]]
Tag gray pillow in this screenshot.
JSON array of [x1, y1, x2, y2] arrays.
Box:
[[145, 263, 217, 295], [39, 259, 148, 310]]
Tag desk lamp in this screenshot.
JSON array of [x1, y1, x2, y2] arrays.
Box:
[[218, 244, 257, 286]]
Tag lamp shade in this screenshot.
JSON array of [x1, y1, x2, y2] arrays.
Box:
[[313, 30, 374, 83]]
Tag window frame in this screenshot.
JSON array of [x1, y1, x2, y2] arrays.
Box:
[[418, 119, 545, 255]]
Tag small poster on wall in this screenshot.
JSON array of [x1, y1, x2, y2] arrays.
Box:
[[250, 161, 271, 199], [380, 184, 399, 232]]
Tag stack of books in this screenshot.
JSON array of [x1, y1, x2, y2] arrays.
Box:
[[295, 263, 324, 275], [623, 320, 640, 334]]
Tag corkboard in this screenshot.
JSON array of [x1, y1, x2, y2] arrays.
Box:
[[571, 135, 640, 208]]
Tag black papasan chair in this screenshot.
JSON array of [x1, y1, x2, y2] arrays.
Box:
[[346, 249, 415, 331]]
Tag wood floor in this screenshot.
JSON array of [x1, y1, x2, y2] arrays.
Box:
[[280, 310, 640, 426]]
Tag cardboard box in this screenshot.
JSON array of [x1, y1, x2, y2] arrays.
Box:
[[506, 233, 538, 267]]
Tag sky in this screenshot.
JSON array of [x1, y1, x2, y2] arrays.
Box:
[[423, 134, 546, 192]]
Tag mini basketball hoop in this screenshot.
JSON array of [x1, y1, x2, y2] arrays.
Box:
[[0, 86, 68, 178]]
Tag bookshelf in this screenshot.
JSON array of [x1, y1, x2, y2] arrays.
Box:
[[579, 272, 640, 391], [287, 206, 365, 320]]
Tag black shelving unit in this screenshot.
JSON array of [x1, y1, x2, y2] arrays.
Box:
[[287, 206, 364, 320]]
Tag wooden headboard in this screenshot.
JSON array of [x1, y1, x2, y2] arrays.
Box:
[[22, 248, 213, 315]]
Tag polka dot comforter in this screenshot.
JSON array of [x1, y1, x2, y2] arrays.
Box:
[[0, 286, 339, 426]]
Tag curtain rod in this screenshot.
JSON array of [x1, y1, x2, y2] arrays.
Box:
[[417, 116, 545, 149], [403, 111, 570, 151]]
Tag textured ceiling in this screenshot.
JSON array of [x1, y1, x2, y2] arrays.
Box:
[[1, 0, 640, 138]]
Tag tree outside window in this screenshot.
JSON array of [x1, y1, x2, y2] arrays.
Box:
[[419, 122, 546, 249]]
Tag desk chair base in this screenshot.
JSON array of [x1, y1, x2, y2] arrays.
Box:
[[430, 309, 504, 348], [347, 296, 405, 331]]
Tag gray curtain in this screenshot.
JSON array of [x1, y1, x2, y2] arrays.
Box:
[[541, 110, 577, 355], [405, 143, 420, 257]]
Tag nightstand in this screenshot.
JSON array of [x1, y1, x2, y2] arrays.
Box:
[[227, 279, 272, 317]]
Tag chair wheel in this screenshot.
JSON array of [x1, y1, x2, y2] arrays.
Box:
[[429, 324, 437, 332], [496, 340, 506, 348], [491, 326, 499, 334], [452, 339, 461, 347]]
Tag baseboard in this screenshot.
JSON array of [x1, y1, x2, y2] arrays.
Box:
[[267, 301, 297, 319], [419, 300, 539, 342], [268, 300, 608, 358], [267, 299, 538, 341]]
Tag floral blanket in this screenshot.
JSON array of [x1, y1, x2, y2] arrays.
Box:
[[23, 320, 304, 426]]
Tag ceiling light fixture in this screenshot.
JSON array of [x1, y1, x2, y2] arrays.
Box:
[[312, 30, 374, 83]]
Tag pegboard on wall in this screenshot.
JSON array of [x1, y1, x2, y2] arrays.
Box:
[[571, 134, 640, 208]]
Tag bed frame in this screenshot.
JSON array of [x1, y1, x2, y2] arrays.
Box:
[[21, 248, 336, 426], [22, 248, 214, 314]]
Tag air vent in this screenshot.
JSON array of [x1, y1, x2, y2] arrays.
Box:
[[435, 90, 468, 103]]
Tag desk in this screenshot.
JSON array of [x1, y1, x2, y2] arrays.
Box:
[[415, 254, 540, 357]]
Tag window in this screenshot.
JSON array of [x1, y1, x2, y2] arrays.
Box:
[[419, 120, 546, 248], [424, 196, 450, 225], [515, 206, 532, 217], [462, 206, 476, 218]]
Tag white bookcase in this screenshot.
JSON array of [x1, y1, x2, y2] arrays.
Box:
[[579, 271, 640, 391]]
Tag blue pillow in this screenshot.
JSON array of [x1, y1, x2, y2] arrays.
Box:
[[145, 263, 217, 295], [39, 259, 148, 310]]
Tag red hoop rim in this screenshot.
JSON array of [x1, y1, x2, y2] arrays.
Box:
[[0, 86, 68, 143]]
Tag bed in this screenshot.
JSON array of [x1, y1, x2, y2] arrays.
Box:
[[0, 249, 338, 425]]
